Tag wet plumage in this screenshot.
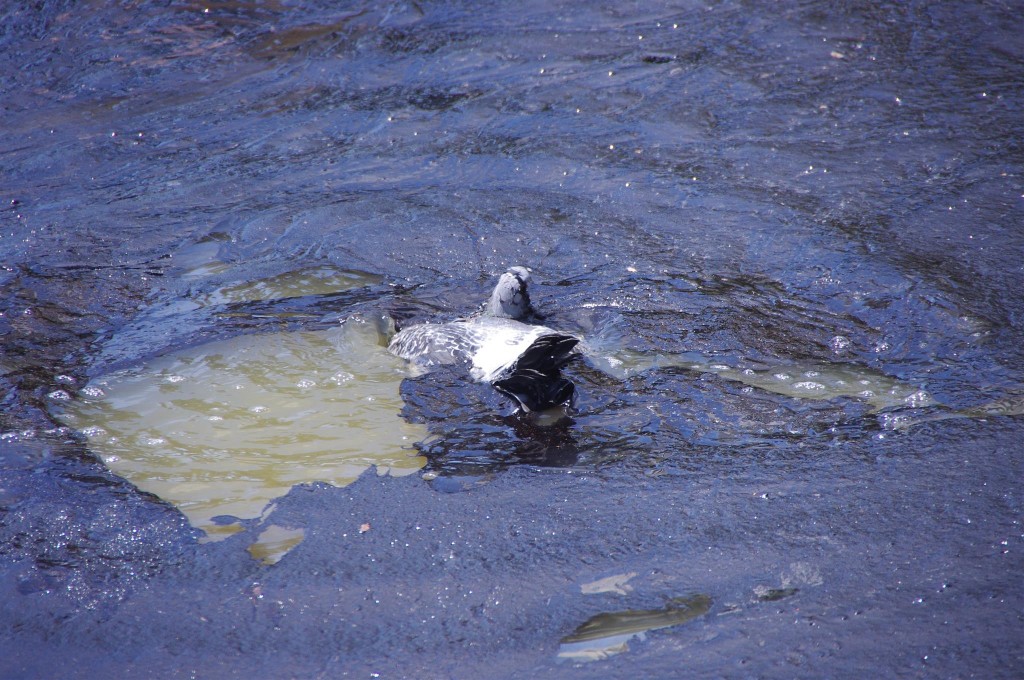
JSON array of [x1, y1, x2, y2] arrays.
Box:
[[388, 267, 578, 411]]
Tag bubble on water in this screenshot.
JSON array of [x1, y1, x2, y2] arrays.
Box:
[[873, 341, 890, 353], [330, 371, 354, 384], [296, 379, 317, 388], [773, 373, 792, 382], [47, 389, 71, 401], [803, 371, 820, 378], [878, 413, 910, 430], [250, 406, 268, 413], [144, 437, 166, 446], [104, 455, 121, 464], [81, 385, 105, 398], [830, 336, 851, 352], [55, 374, 76, 385], [904, 390, 933, 407], [710, 364, 730, 371], [859, 390, 876, 399], [793, 381, 826, 391], [208, 415, 224, 421], [81, 426, 107, 437], [165, 374, 186, 383]]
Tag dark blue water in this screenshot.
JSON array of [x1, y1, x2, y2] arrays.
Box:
[[2, 1, 1023, 677]]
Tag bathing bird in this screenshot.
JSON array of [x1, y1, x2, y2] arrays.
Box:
[[388, 267, 579, 412]]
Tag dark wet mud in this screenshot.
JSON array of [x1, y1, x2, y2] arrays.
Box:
[[2, 1, 1023, 677]]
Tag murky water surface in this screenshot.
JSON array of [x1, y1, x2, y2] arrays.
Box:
[[57, 316, 425, 539], [2, 1, 1023, 677]]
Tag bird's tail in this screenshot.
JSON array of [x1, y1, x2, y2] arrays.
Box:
[[493, 334, 579, 411]]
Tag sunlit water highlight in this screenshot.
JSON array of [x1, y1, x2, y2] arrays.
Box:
[[58, 319, 427, 540]]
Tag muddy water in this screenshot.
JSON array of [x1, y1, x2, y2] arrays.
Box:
[[57, 318, 426, 540], [2, 1, 1024, 678]]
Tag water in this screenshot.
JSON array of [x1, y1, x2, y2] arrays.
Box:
[[57, 315, 426, 540], [2, 1, 1023, 677]]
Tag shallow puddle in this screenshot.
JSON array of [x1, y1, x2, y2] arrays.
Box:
[[247, 524, 307, 565], [558, 594, 712, 662], [193, 267, 383, 308], [58, 319, 427, 540], [588, 348, 935, 412]]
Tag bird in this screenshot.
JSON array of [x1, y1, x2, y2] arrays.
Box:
[[388, 267, 579, 412]]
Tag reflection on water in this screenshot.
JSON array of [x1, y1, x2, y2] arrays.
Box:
[[58, 319, 427, 540], [558, 593, 712, 662]]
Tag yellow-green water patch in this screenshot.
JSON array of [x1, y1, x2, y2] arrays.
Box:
[[558, 594, 712, 662], [587, 348, 933, 411], [706, 363, 934, 411], [196, 266, 382, 307], [248, 525, 307, 565], [58, 320, 427, 541]]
